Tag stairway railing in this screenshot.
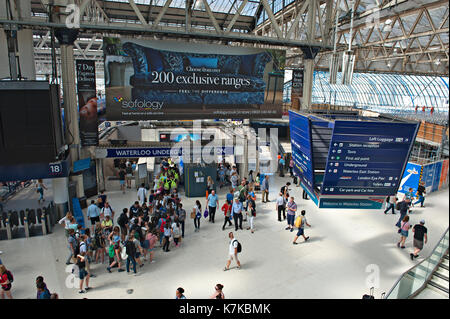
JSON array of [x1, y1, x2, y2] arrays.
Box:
[[385, 227, 449, 299]]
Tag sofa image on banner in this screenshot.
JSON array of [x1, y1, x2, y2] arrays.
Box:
[[104, 37, 285, 120]]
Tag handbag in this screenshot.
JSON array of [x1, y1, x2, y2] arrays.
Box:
[[190, 209, 196, 219], [204, 209, 209, 218]]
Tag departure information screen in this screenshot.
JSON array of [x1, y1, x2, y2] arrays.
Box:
[[289, 111, 315, 192], [321, 120, 418, 196]]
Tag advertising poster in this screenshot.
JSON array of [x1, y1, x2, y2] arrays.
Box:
[[76, 60, 98, 146], [104, 37, 285, 120], [291, 68, 303, 110], [398, 162, 422, 194]]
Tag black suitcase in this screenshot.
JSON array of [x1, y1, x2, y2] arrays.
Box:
[[362, 287, 375, 299]]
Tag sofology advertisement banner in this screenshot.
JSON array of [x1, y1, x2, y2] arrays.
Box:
[[76, 60, 98, 146], [104, 37, 285, 120]]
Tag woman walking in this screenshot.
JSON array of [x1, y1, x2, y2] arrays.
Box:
[[0, 265, 13, 299], [194, 200, 202, 232], [397, 215, 411, 249], [206, 176, 214, 198], [162, 222, 172, 252], [172, 220, 182, 247], [59, 211, 73, 238], [210, 284, 225, 299], [221, 200, 233, 231]]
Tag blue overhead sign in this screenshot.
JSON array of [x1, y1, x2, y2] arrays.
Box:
[[289, 111, 315, 192], [321, 121, 418, 196], [0, 160, 69, 181]]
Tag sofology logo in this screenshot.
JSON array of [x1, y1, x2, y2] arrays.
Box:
[[120, 99, 164, 110]]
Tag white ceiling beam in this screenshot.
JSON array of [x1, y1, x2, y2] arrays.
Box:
[[153, 0, 173, 27], [202, 0, 222, 33], [128, 0, 148, 26], [226, 0, 248, 33], [260, 0, 283, 39]]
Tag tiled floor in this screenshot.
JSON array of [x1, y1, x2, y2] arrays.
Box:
[[0, 175, 448, 299]]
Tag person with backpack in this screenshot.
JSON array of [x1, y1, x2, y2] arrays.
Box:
[[293, 210, 311, 244], [117, 208, 129, 240], [107, 226, 125, 273], [125, 231, 138, 275], [224, 232, 241, 271], [172, 220, 182, 247], [97, 190, 107, 210], [176, 203, 186, 238], [285, 197, 297, 232], [101, 202, 115, 221], [67, 228, 78, 265], [94, 223, 106, 264], [384, 195, 397, 214], [396, 198, 411, 228], [0, 264, 13, 299]]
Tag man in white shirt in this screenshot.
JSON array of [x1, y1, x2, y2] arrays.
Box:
[[224, 232, 241, 271], [137, 183, 148, 206], [101, 202, 115, 220], [275, 192, 286, 222]]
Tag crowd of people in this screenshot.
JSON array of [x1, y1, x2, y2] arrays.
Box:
[[384, 182, 429, 260], [0, 154, 437, 299]]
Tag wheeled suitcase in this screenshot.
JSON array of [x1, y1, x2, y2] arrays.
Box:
[[362, 287, 375, 299]]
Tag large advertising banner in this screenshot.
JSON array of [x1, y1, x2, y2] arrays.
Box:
[[104, 38, 285, 120], [76, 60, 98, 146], [321, 121, 419, 196], [289, 111, 315, 192]]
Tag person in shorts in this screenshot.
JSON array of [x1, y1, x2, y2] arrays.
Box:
[[411, 220, 428, 260], [87, 200, 101, 233], [224, 232, 241, 271], [76, 251, 91, 294], [293, 210, 311, 244], [118, 168, 126, 194]]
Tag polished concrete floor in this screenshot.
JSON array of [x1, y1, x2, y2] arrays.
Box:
[[0, 175, 448, 299]]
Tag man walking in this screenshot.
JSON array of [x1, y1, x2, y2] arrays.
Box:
[[261, 175, 269, 203], [87, 200, 101, 233], [293, 210, 311, 244], [224, 232, 241, 271], [410, 220, 428, 260], [276, 192, 286, 222], [414, 182, 426, 208], [231, 198, 243, 231], [285, 197, 297, 232], [384, 195, 396, 214], [395, 198, 410, 228], [207, 190, 219, 223]]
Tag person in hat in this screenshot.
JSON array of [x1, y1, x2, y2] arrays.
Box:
[[410, 220, 428, 260]]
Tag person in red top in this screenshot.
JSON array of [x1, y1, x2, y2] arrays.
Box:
[[0, 264, 13, 299], [221, 200, 233, 231]]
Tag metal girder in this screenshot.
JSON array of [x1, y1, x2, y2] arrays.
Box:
[[260, 0, 283, 39], [128, 0, 148, 26], [1, 17, 329, 49], [226, 0, 248, 33], [201, 0, 222, 33], [153, 0, 173, 27]]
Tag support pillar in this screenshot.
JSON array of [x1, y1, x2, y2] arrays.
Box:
[[52, 177, 69, 219], [301, 0, 317, 111], [59, 39, 85, 198]]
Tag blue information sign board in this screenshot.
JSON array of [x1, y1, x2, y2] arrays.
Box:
[[102, 146, 234, 158], [398, 162, 421, 194], [289, 111, 315, 192], [0, 160, 69, 181], [321, 121, 418, 196]]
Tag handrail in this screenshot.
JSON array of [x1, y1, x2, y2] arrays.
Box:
[[385, 227, 449, 299]]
